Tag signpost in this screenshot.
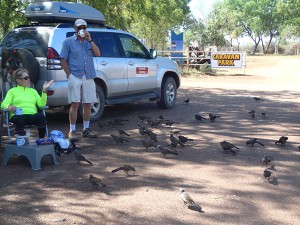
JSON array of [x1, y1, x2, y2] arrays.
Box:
[[210, 51, 247, 74]]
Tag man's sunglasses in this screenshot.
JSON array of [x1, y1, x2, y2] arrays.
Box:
[[19, 76, 30, 80], [77, 26, 86, 30]]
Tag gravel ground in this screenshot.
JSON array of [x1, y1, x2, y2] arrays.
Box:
[[0, 55, 299, 225]]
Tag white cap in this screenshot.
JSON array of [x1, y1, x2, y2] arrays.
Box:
[[75, 19, 87, 27]]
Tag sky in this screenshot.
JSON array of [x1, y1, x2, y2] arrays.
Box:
[[188, 0, 219, 20]]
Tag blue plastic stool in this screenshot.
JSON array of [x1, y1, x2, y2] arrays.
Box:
[[2, 143, 58, 170]]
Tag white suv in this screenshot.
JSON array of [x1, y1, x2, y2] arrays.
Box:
[[0, 1, 181, 121]]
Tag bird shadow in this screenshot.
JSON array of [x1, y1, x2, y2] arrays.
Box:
[[187, 205, 205, 213], [269, 177, 279, 186]]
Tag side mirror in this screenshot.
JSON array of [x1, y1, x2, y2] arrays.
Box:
[[149, 49, 157, 59]]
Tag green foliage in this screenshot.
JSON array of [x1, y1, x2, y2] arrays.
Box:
[[0, 0, 29, 39]]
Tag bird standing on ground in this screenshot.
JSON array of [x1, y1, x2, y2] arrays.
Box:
[[111, 165, 136, 175], [159, 115, 164, 120], [246, 138, 264, 147], [164, 120, 179, 127], [170, 134, 184, 147], [179, 188, 203, 212], [141, 139, 155, 150], [262, 155, 271, 166], [275, 136, 288, 145], [183, 98, 190, 104], [208, 113, 220, 122], [298, 146, 300, 151], [194, 113, 206, 122], [261, 112, 266, 118], [263, 169, 272, 181], [253, 97, 264, 101], [157, 145, 178, 158], [220, 141, 239, 154], [89, 175, 106, 189], [138, 115, 150, 122], [74, 150, 93, 165], [249, 110, 255, 119], [110, 134, 130, 144], [148, 131, 158, 142], [178, 135, 193, 144], [117, 129, 130, 136]]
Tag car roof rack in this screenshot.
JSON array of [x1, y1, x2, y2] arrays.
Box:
[[56, 23, 115, 30], [14, 23, 116, 30], [24, 1, 106, 24]]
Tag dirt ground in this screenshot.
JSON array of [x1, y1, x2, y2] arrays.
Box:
[[0, 55, 299, 225]]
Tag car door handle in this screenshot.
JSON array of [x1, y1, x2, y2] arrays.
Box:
[[128, 61, 135, 66], [100, 61, 108, 66]]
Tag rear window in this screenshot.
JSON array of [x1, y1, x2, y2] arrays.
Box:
[[0, 29, 50, 57]]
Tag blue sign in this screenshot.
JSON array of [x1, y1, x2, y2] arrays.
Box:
[[171, 30, 183, 64]]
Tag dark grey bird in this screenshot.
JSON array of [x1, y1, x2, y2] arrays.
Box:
[[74, 150, 93, 165], [138, 115, 150, 122], [117, 129, 130, 136], [179, 188, 203, 212], [208, 113, 220, 122], [262, 155, 272, 166], [178, 135, 194, 144], [111, 165, 136, 175], [183, 98, 190, 104], [248, 110, 255, 119], [194, 113, 206, 122], [141, 139, 155, 150], [253, 97, 263, 101], [263, 169, 272, 181], [138, 126, 148, 136], [275, 136, 288, 145], [89, 175, 106, 189], [150, 120, 162, 127], [110, 134, 130, 144], [246, 138, 264, 147], [220, 141, 239, 154], [157, 145, 178, 158], [298, 146, 300, 151], [148, 131, 158, 142], [138, 125, 153, 136], [170, 134, 184, 147], [164, 120, 179, 127], [261, 112, 266, 118], [159, 115, 164, 120]]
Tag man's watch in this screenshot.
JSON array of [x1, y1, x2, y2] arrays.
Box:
[[88, 40, 93, 43]]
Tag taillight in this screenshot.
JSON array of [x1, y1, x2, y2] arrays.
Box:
[[46, 90, 54, 96], [47, 47, 61, 70]]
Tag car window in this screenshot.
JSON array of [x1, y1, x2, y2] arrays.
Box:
[[118, 33, 148, 58], [0, 29, 49, 57], [93, 32, 120, 57]]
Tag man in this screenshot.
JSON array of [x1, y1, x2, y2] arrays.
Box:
[[60, 19, 101, 139]]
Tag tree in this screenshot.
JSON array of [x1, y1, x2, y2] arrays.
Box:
[[0, 0, 28, 39]]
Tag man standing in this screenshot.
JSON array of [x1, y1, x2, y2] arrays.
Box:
[[60, 19, 100, 139]]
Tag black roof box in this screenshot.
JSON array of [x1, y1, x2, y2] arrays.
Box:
[[24, 1, 106, 25]]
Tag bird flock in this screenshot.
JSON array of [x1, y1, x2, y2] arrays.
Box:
[[61, 96, 299, 213]]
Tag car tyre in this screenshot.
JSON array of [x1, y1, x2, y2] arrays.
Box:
[[157, 76, 177, 109]]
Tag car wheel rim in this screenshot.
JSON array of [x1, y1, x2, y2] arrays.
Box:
[[91, 94, 100, 116], [166, 83, 175, 103]]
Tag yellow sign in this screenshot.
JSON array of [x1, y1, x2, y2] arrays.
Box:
[[211, 52, 246, 68]]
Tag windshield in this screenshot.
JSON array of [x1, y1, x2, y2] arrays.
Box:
[[0, 29, 50, 57]]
